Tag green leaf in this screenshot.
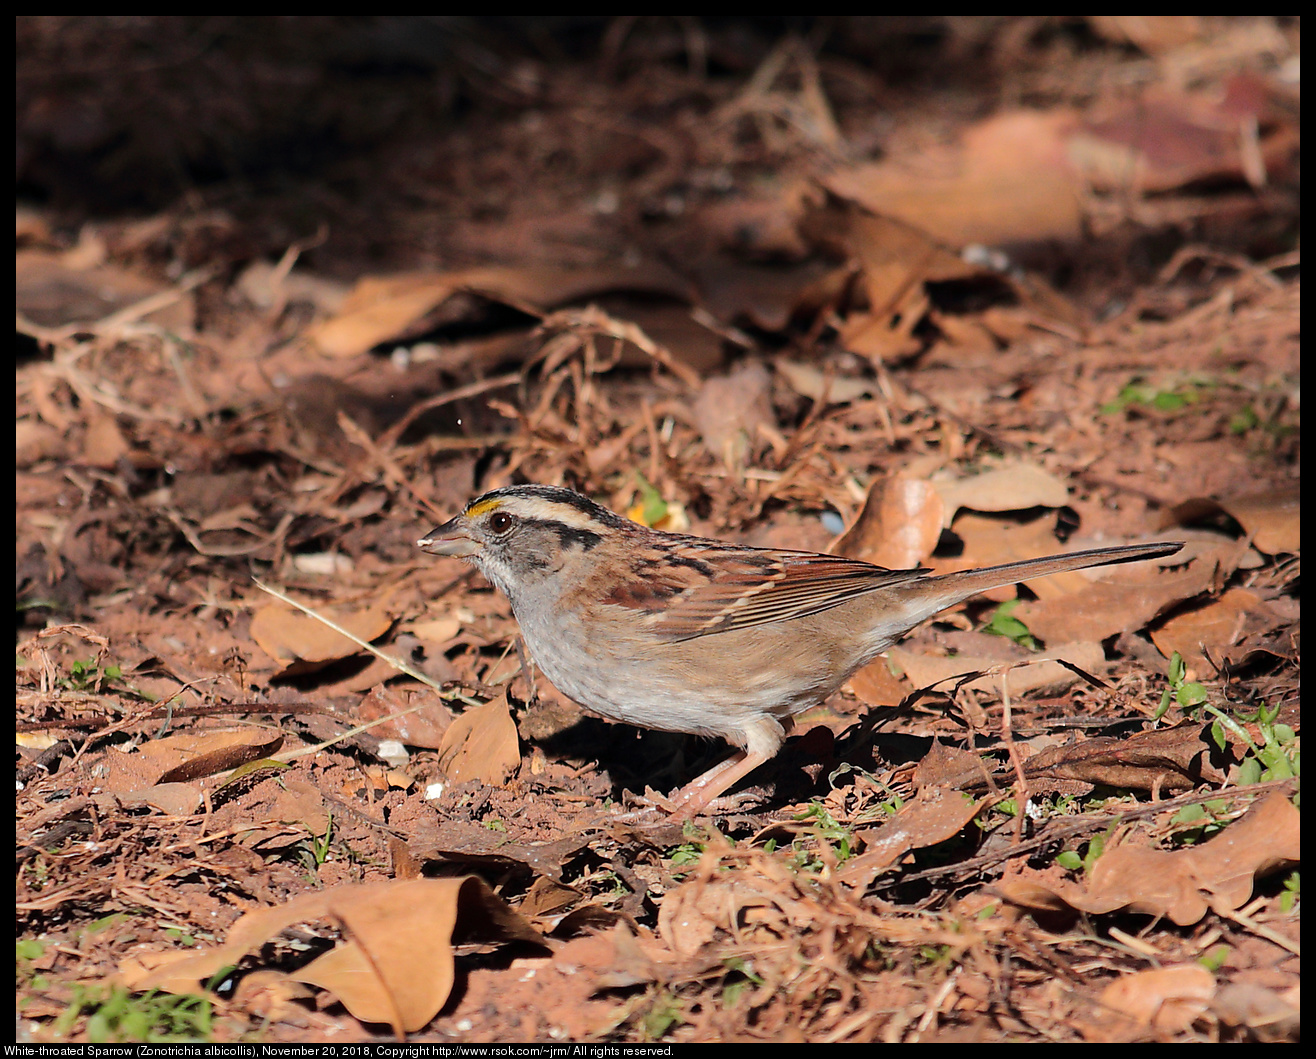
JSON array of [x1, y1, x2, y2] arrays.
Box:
[[982, 599, 1039, 649]]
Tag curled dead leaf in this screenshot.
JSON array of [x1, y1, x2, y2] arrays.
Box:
[[127, 877, 546, 1036], [833, 475, 943, 570]]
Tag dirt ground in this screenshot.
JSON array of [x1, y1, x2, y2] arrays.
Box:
[[16, 16, 1299, 1044]]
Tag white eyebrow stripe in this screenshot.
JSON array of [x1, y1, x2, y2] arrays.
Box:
[[497, 497, 610, 532]]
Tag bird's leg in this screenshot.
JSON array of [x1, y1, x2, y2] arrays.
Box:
[[663, 749, 771, 819]]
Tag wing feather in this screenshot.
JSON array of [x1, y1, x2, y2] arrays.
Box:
[[602, 542, 926, 642]]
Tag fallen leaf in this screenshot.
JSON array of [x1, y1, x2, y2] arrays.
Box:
[[887, 641, 1105, 700], [999, 793, 1300, 926], [355, 684, 455, 749], [845, 655, 910, 708], [1162, 488, 1300, 556], [406, 819, 587, 884], [833, 475, 944, 570], [16, 249, 194, 332], [250, 597, 394, 671], [837, 786, 990, 890], [310, 264, 690, 359], [692, 360, 775, 470], [436, 695, 521, 785], [103, 728, 284, 794], [1015, 547, 1232, 646], [933, 463, 1072, 524], [775, 359, 875, 404], [1020, 721, 1229, 792], [1150, 587, 1287, 678], [1082, 964, 1214, 1041], [822, 110, 1084, 247], [117, 782, 203, 816], [128, 877, 546, 1035]]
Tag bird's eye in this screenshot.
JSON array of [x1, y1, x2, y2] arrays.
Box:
[[488, 511, 514, 534]]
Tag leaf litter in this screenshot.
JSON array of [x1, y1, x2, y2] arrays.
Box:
[[16, 16, 1298, 1045]]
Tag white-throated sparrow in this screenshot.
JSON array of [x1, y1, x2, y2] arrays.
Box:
[[419, 484, 1182, 815]]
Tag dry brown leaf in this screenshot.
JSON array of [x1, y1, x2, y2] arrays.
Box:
[[104, 728, 283, 792], [81, 410, 130, 470], [310, 264, 690, 359], [1150, 587, 1287, 679], [1082, 965, 1215, 1041], [1073, 83, 1295, 194], [435, 696, 521, 785], [887, 641, 1105, 700], [250, 597, 394, 671], [692, 361, 775, 470], [16, 248, 194, 332], [837, 786, 990, 889], [934, 463, 1072, 524], [407, 819, 587, 883], [774, 359, 875, 404], [1086, 15, 1202, 53], [117, 781, 203, 816], [1014, 546, 1231, 647], [845, 655, 911, 707], [127, 878, 546, 1035], [833, 475, 944, 570], [999, 793, 1300, 926], [658, 875, 781, 957], [355, 684, 455, 749], [266, 775, 331, 837], [824, 111, 1083, 247], [519, 876, 585, 919], [1163, 488, 1300, 555], [1021, 721, 1228, 792], [913, 740, 994, 792]]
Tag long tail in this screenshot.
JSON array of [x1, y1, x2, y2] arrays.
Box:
[[921, 540, 1183, 610]]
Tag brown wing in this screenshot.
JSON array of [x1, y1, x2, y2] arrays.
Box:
[[602, 541, 927, 642]]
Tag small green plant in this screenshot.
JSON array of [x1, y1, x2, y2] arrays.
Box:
[[1100, 378, 1203, 415], [54, 985, 213, 1043], [720, 957, 764, 1009], [58, 656, 155, 703], [294, 812, 335, 875], [1155, 652, 1209, 719], [917, 944, 954, 969], [640, 989, 685, 1039], [1056, 826, 1114, 874], [16, 938, 46, 989], [1226, 702, 1299, 786], [1228, 405, 1260, 435], [483, 818, 507, 832], [786, 803, 857, 870], [1279, 871, 1300, 913], [982, 599, 1038, 650], [632, 473, 670, 527], [66, 658, 124, 694], [1198, 944, 1231, 972], [668, 842, 704, 868], [1169, 799, 1232, 845]]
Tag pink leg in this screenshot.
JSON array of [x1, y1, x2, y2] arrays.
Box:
[[664, 749, 772, 819]]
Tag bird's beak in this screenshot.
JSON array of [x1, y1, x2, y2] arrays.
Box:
[[417, 518, 480, 557]]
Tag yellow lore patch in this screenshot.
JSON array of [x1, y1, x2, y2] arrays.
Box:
[[464, 497, 504, 519]]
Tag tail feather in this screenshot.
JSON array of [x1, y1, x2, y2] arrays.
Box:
[[925, 540, 1183, 608]]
